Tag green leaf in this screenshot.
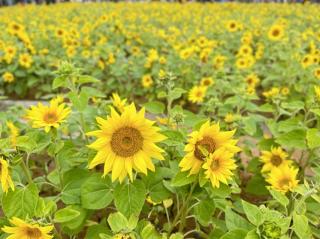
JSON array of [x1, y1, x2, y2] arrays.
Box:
[[144, 101, 165, 114], [169, 88, 186, 101], [306, 128, 320, 149], [292, 213, 312, 239], [114, 180, 146, 218], [68, 91, 89, 112], [171, 171, 196, 187], [54, 206, 80, 223], [61, 168, 91, 205], [245, 230, 260, 239], [52, 76, 68, 89], [16, 136, 37, 153], [169, 233, 184, 239], [2, 184, 40, 218], [242, 200, 263, 226], [220, 229, 248, 239], [85, 224, 111, 239], [269, 189, 289, 207], [60, 205, 88, 234], [141, 223, 162, 239], [107, 212, 128, 232], [77, 75, 100, 85], [81, 173, 113, 210], [225, 207, 254, 231], [275, 129, 306, 149], [194, 199, 215, 226]]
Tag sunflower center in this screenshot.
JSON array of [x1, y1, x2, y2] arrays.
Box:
[[43, 112, 58, 124], [196, 91, 203, 98], [210, 159, 220, 171], [194, 136, 216, 161], [270, 155, 282, 166], [25, 227, 42, 238], [279, 177, 291, 188], [111, 127, 143, 157], [272, 29, 280, 37]]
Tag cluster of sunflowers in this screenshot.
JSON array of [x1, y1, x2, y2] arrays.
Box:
[[0, 2, 320, 239]]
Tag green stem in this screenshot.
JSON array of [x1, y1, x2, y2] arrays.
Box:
[[21, 154, 33, 185], [79, 112, 89, 144], [168, 180, 198, 235]]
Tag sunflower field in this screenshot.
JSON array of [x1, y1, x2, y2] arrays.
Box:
[[0, 2, 320, 239]]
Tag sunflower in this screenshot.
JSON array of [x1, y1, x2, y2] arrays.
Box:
[[200, 77, 214, 87], [179, 121, 240, 175], [111, 93, 127, 113], [281, 87, 290, 96], [245, 73, 260, 87], [25, 97, 71, 133], [87, 104, 166, 182], [202, 148, 237, 188], [260, 147, 291, 173], [19, 53, 33, 68], [266, 165, 299, 193], [1, 217, 53, 239], [141, 74, 153, 88], [0, 158, 15, 193], [268, 25, 284, 41], [236, 57, 248, 69], [314, 67, 320, 79], [226, 20, 239, 32], [188, 86, 207, 104], [2, 72, 15, 83]]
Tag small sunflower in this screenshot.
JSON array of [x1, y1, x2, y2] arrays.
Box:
[[19, 53, 33, 68], [6, 121, 19, 148], [202, 148, 237, 188], [141, 74, 153, 88], [226, 20, 239, 32], [2, 72, 15, 83], [314, 67, 320, 79], [245, 73, 260, 87], [314, 86, 320, 100], [87, 104, 166, 182], [266, 165, 299, 193], [200, 77, 214, 87], [188, 85, 207, 104], [111, 93, 127, 113], [179, 121, 240, 175], [268, 25, 285, 41], [0, 157, 15, 193], [1, 217, 53, 239], [260, 147, 291, 173], [25, 97, 71, 133]]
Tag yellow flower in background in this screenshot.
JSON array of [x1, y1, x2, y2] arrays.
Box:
[[107, 53, 116, 64], [202, 149, 237, 188], [142, 74, 153, 88], [213, 55, 226, 70], [19, 53, 33, 68], [314, 86, 320, 100], [25, 97, 71, 133], [246, 86, 256, 95], [0, 158, 15, 193], [260, 147, 291, 173], [226, 20, 240, 32], [113, 233, 132, 239], [263, 87, 280, 99], [224, 113, 235, 123], [281, 87, 290, 96], [6, 121, 19, 148], [200, 77, 214, 87], [1, 217, 53, 239], [267, 165, 299, 193], [111, 93, 127, 113], [87, 104, 166, 182], [314, 67, 320, 79], [8, 22, 24, 35], [301, 54, 313, 68], [268, 24, 285, 41], [245, 73, 260, 87], [179, 121, 240, 175], [2, 72, 15, 83], [188, 85, 207, 104]]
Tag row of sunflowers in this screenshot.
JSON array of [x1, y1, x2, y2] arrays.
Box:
[[0, 2, 320, 239]]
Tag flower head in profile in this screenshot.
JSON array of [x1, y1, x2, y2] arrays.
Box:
[[6, 121, 19, 148], [1, 217, 53, 239], [266, 165, 299, 193], [188, 85, 207, 104], [314, 86, 320, 101], [260, 147, 291, 173], [87, 104, 166, 182], [111, 93, 127, 113], [179, 121, 240, 175], [0, 158, 15, 193], [202, 148, 237, 188], [25, 97, 71, 133]]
